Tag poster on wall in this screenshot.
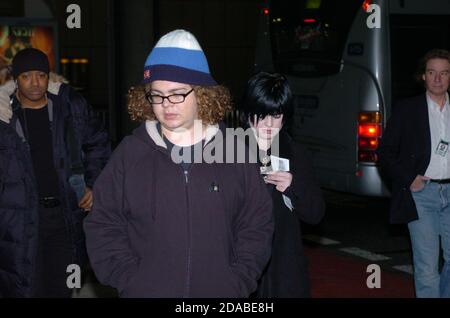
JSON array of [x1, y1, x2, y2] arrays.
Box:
[[0, 19, 58, 72]]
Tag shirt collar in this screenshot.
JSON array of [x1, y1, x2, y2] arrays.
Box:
[[427, 92, 450, 112]]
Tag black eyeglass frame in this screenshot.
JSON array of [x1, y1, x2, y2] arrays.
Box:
[[145, 88, 194, 105]]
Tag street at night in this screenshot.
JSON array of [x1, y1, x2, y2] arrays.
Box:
[[304, 190, 414, 298], [1, 0, 450, 305]]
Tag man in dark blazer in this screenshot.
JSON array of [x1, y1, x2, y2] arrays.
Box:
[[378, 49, 450, 298]]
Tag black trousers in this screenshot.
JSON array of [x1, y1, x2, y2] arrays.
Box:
[[32, 205, 73, 298]]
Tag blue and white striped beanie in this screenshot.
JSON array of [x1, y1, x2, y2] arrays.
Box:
[[143, 29, 217, 86]]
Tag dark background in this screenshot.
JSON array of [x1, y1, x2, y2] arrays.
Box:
[[0, 0, 263, 144]]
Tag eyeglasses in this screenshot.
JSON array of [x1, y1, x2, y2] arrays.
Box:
[[145, 88, 194, 105]]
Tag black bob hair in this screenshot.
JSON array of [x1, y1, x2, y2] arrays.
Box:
[[240, 72, 294, 127]]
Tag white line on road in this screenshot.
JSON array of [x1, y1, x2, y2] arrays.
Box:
[[339, 247, 391, 261], [303, 234, 341, 246], [392, 265, 413, 275], [72, 283, 117, 298]]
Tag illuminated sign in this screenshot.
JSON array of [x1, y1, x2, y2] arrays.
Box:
[[0, 23, 56, 71]]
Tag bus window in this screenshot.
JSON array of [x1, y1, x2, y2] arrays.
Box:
[[390, 14, 450, 105], [270, 0, 363, 77]]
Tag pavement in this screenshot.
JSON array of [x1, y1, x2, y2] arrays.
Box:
[[305, 245, 415, 298], [72, 242, 415, 298]]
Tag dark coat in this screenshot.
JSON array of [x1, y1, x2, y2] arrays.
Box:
[[83, 122, 274, 298], [0, 84, 110, 297], [378, 94, 431, 224], [255, 130, 325, 298]]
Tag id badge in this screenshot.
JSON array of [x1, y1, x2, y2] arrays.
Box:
[[436, 139, 449, 157]]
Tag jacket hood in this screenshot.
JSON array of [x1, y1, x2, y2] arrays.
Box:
[[0, 72, 69, 124]]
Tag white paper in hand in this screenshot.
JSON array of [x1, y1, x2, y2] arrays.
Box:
[[270, 155, 290, 172]]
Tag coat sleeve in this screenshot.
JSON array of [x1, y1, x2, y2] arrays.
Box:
[[83, 138, 138, 292], [231, 163, 274, 297], [377, 103, 417, 188], [283, 142, 325, 225], [64, 85, 111, 188], [0, 80, 15, 124]]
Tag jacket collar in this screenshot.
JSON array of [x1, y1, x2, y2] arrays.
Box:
[[0, 74, 66, 124]]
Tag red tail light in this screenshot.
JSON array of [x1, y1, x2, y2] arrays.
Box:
[[362, 0, 372, 11], [358, 124, 381, 138], [358, 151, 378, 162], [358, 112, 382, 163], [358, 137, 379, 150]]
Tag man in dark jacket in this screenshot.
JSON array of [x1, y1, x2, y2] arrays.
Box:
[[0, 48, 110, 297], [378, 49, 450, 298], [84, 29, 274, 298]]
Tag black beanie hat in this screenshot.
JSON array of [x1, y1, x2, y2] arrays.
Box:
[[12, 48, 50, 78]]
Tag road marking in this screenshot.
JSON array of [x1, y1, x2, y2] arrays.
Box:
[[72, 283, 97, 298], [339, 247, 391, 261], [392, 265, 413, 275], [72, 282, 117, 298], [303, 234, 341, 245]]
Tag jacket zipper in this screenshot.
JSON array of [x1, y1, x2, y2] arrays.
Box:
[[183, 169, 192, 297]]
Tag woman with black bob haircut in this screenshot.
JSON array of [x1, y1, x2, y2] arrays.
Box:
[[241, 71, 294, 127], [241, 71, 325, 298]]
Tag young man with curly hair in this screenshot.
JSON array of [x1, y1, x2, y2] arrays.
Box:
[[84, 29, 274, 298]]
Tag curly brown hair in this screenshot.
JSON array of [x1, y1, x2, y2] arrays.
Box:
[[127, 84, 233, 125], [415, 48, 450, 82]]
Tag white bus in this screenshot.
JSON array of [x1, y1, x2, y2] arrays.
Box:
[[255, 0, 450, 197]]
